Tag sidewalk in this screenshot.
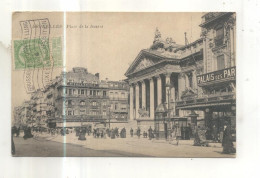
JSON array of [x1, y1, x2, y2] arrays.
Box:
[[32, 132, 236, 157]]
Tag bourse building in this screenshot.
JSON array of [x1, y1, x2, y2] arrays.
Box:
[[125, 12, 236, 139]]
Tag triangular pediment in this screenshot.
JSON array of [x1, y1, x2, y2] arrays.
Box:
[[125, 50, 166, 76]]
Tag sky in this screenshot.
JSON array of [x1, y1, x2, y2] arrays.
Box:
[[65, 12, 203, 80], [12, 12, 203, 107]]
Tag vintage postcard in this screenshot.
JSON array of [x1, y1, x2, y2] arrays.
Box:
[[11, 12, 236, 157]]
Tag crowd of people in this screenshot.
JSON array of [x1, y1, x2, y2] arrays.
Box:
[[11, 122, 236, 155]]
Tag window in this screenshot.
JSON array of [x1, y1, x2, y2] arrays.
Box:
[[80, 110, 85, 115], [90, 90, 92, 95], [215, 26, 224, 46], [93, 90, 96, 96], [73, 89, 76, 95], [67, 100, 72, 105], [81, 89, 84, 95], [92, 101, 97, 106], [217, 55, 225, 70], [78, 89, 80, 95], [121, 92, 125, 98], [68, 111, 72, 115], [109, 92, 113, 98], [80, 100, 85, 105], [103, 111, 107, 116], [102, 102, 107, 106], [69, 89, 72, 95], [65, 89, 67, 94], [103, 91, 107, 96], [216, 27, 224, 40], [115, 103, 118, 110]]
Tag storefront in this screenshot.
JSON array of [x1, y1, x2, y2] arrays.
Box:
[[177, 67, 236, 141]]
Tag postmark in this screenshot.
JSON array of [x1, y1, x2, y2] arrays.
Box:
[[13, 18, 63, 93]]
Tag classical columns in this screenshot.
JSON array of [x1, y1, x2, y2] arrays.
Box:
[[135, 83, 140, 119], [149, 78, 155, 119], [165, 73, 171, 109], [156, 75, 162, 106], [141, 80, 146, 110], [129, 85, 134, 120]]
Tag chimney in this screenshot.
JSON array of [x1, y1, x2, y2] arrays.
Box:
[[95, 73, 100, 79]]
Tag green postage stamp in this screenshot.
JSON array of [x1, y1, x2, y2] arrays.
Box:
[[13, 37, 63, 70]]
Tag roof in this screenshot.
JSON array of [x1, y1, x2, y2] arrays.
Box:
[[174, 38, 203, 52], [125, 49, 180, 76], [199, 12, 234, 28]]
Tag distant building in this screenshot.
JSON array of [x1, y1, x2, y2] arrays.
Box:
[[106, 80, 129, 122]]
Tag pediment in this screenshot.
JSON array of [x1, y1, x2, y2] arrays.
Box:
[[134, 57, 155, 73], [125, 50, 164, 76]]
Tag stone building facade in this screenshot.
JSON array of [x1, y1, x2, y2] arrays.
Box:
[[106, 80, 129, 122], [54, 67, 109, 128], [177, 12, 236, 137], [125, 12, 236, 138]]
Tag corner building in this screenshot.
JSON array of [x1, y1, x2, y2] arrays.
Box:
[[55, 67, 109, 128]]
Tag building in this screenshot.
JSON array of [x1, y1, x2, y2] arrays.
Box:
[[176, 12, 236, 137], [54, 67, 110, 128], [125, 12, 236, 138], [14, 67, 130, 129], [106, 80, 129, 122]]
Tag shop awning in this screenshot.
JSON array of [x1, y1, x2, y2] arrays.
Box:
[[177, 102, 233, 110]]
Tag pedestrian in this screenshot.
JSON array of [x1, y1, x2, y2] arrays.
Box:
[[148, 126, 153, 140], [175, 124, 182, 146], [130, 128, 133, 137], [78, 128, 87, 141], [137, 127, 141, 139], [212, 125, 218, 142], [193, 126, 209, 147], [222, 123, 236, 154], [11, 126, 16, 155], [111, 128, 115, 139], [16, 126, 20, 137]]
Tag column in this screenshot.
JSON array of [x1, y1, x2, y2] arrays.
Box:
[[141, 80, 146, 110], [156, 75, 162, 106], [149, 78, 155, 119], [129, 85, 134, 120], [230, 27, 235, 67], [135, 83, 139, 119], [192, 70, 197, 89], [165, 73, 171, 109]]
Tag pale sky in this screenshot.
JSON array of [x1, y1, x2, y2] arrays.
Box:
[[66, 12, 203, 80], [12, 12, 203, 107]]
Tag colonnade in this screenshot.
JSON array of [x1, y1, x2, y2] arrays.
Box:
[[129, 73, 175, 120]]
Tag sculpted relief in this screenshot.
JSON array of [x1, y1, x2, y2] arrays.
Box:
[[134, 58, 155, 73]]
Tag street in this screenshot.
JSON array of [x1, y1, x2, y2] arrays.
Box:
[[13, 132, 236, 157]]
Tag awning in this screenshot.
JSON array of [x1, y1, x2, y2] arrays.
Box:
[[177, 102, 233, 110]]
